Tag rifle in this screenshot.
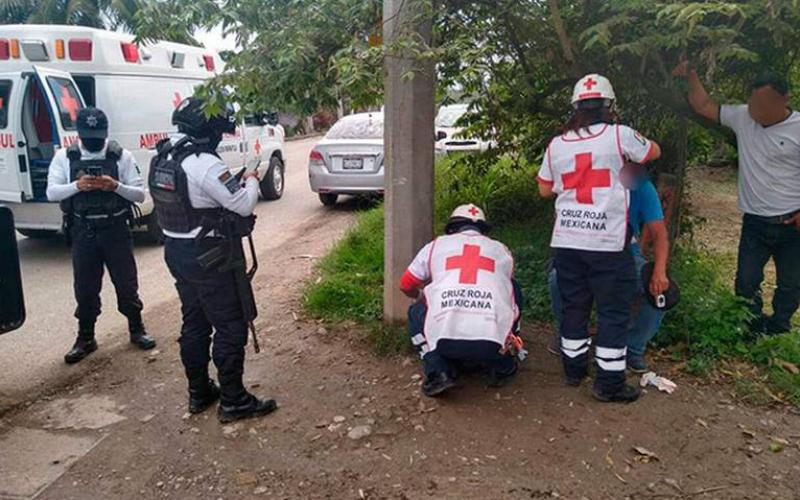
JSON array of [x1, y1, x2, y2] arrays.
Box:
[[196, 212, 261, 353]]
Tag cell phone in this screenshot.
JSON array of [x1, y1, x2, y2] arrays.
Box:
[[86, 166, 103, 177]]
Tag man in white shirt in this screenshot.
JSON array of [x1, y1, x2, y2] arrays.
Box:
[[674, 63, 800, 335], [47, 107, 155, 364]]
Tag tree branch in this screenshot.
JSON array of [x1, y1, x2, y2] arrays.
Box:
[[547, 0, 579, 77]]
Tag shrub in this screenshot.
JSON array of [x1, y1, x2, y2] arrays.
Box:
[[750, 333, 800, 405]]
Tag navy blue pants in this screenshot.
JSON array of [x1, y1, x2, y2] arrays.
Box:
[[164, 237, 249, 401], [735, 214, 800, 333], [407, 281, 522, 379], [71, 217, 143, 333], [554, 248, 636, 392]]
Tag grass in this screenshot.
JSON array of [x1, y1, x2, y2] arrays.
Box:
[[304, 157, 800, 405]]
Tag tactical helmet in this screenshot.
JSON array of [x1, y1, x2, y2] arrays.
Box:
[[172, 96, 236, 139], [641, 262, 681, 311]]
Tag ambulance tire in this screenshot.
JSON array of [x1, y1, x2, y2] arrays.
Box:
[[259, 156, 284, 201], [319, 193, 338, 207], [143, 213, 165, 245], [17, 229, 58, 239]]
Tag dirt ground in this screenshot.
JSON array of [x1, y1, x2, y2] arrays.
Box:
[[2, 181, 800, 499]]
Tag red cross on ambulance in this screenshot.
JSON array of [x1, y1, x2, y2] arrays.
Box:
[[445, 244, 496, 285]]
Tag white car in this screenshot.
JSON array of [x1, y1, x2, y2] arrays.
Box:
[[435, 103, 494, 154], [307, 112, 384, 206]]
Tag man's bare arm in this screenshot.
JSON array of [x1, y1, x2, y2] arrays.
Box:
[[673, 62, 720, 123]]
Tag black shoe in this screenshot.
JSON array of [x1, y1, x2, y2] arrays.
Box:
[[189, 379, 221, 414], [218, 394, 278, 424], [130, 330, 156, 350], [592, 383, 641, 403], [422, 372, 456, 397], [627, 354, 650, 374], [488, 363, 518, 388], [564, 375, 585, 387], [64, 337, 98, 364]]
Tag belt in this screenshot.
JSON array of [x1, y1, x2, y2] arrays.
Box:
[[746, 210, 799, 225], [73, 208, 130, 220]]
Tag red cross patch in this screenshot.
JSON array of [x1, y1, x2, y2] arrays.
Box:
[[445, 244, 496, 285], [561, 153, 611, 204]]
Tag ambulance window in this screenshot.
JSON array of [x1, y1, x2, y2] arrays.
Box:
[[46, 77, 83, 130], [73, 76, 95, 107], [0, 81, 10, 129]]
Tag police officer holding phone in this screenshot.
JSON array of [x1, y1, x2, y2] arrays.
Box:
[[149, 96, 276, 423], [47, 107, 156, 364]]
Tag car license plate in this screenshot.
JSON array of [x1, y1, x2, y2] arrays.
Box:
[[343, 157, 364, 170]]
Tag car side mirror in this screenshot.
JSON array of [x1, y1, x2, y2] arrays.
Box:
[[0, 206, 25, 334], [436, 130, 447, 141]]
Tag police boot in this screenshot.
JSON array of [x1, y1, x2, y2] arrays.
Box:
[[217, 361, 277, 423], [187, 370, 220, 414], [128, 319, 157, 350], [64, 330, 98, 365], [592, 382, 641, 403]]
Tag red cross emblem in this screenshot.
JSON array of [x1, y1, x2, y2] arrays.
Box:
[[467, 206, 480, 217], [254, 139, 262, 155], [445, 244, 496, 285], [583, 77, 597, 90], [173, 92, 183, 108], [562, 153, 611, 204], [60, 87, 80, 122]]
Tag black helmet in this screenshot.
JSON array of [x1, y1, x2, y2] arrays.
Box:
[[641, 262, 681, 311], [172, 96, 236, 139]]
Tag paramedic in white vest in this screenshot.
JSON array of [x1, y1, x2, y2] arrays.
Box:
[[400, 204, 523, 397], [537, 74, 663, 403]]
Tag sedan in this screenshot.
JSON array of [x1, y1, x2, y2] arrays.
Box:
[[308, 112, 384, 206]]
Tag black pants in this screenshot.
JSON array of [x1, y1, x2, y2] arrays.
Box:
[[735, 214, 800, 333], [71, 217, 143, 332], [554, 248, 636, 392], [407, 280, 523, 378], [164, 237, 249, 402]]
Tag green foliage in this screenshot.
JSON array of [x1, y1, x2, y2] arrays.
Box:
[[750, 333, 800, 405], [657, 246, 752, 372], [305, 207, 384, 323]]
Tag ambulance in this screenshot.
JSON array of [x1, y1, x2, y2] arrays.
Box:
[[0, 25, 286, 241]]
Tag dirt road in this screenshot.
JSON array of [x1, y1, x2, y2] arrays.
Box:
[[0, 137, 326, 409], [1, 180, 799, 498]]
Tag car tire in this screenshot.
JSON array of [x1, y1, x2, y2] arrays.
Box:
[[319, 193, 338, 207], [260, 156, 285, 201], [16, 229, 58, 239]]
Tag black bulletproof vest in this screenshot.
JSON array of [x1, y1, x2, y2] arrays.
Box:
[[148, 137, 223, 234], [59, 141, 132, 217]]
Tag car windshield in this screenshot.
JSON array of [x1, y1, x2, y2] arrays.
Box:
[[327, 114, 384, 140], [435, 105, 468, 127]]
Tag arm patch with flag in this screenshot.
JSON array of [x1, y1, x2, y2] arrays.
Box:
[[218, 170, 241, 194]]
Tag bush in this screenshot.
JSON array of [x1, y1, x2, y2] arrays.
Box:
[[750, 333, 800, 405]]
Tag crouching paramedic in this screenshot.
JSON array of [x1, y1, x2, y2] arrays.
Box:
[[537, 74, 662, 403], [400, 204, 523, 397], [47, 107, 155, 364]]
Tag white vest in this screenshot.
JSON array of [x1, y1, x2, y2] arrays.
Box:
[[547, 124, 629, 252], [422, 232, 517, 351]]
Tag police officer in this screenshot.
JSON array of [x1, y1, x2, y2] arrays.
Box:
[[400, 204, 523, 397], [47, 107, 155, 364], [150, 96, 276, 423], [537, 74, 662, 403]]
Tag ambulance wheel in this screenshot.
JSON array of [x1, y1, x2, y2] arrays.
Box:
[[17, 229, 58, 239], [319, 193, 338, 206], [260, 156, 284, 201], [143, 214, 164, 245]]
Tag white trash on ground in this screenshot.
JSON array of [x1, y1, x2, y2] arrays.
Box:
[[639, 371, 677, 394]]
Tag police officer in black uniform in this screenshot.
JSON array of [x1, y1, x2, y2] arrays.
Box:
[[149, 97, 277, 423], [46, 107, 156, 364]]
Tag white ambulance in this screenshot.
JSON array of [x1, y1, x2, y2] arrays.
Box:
[[0, 25, 286, 241]]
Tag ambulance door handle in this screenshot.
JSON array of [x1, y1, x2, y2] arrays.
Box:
[[17, 141, 25, 148]]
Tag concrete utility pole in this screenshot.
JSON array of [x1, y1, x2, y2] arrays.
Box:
[[383, 0, 435, 323]]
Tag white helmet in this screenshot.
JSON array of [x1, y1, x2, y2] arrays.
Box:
[[571, 74, 615, 108], [451, 203, 486, 223]]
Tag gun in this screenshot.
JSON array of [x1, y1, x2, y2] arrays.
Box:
[[196, 213, 260, 353]]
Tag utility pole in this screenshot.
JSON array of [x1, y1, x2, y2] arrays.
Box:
[[383, 0, 435, 323]]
